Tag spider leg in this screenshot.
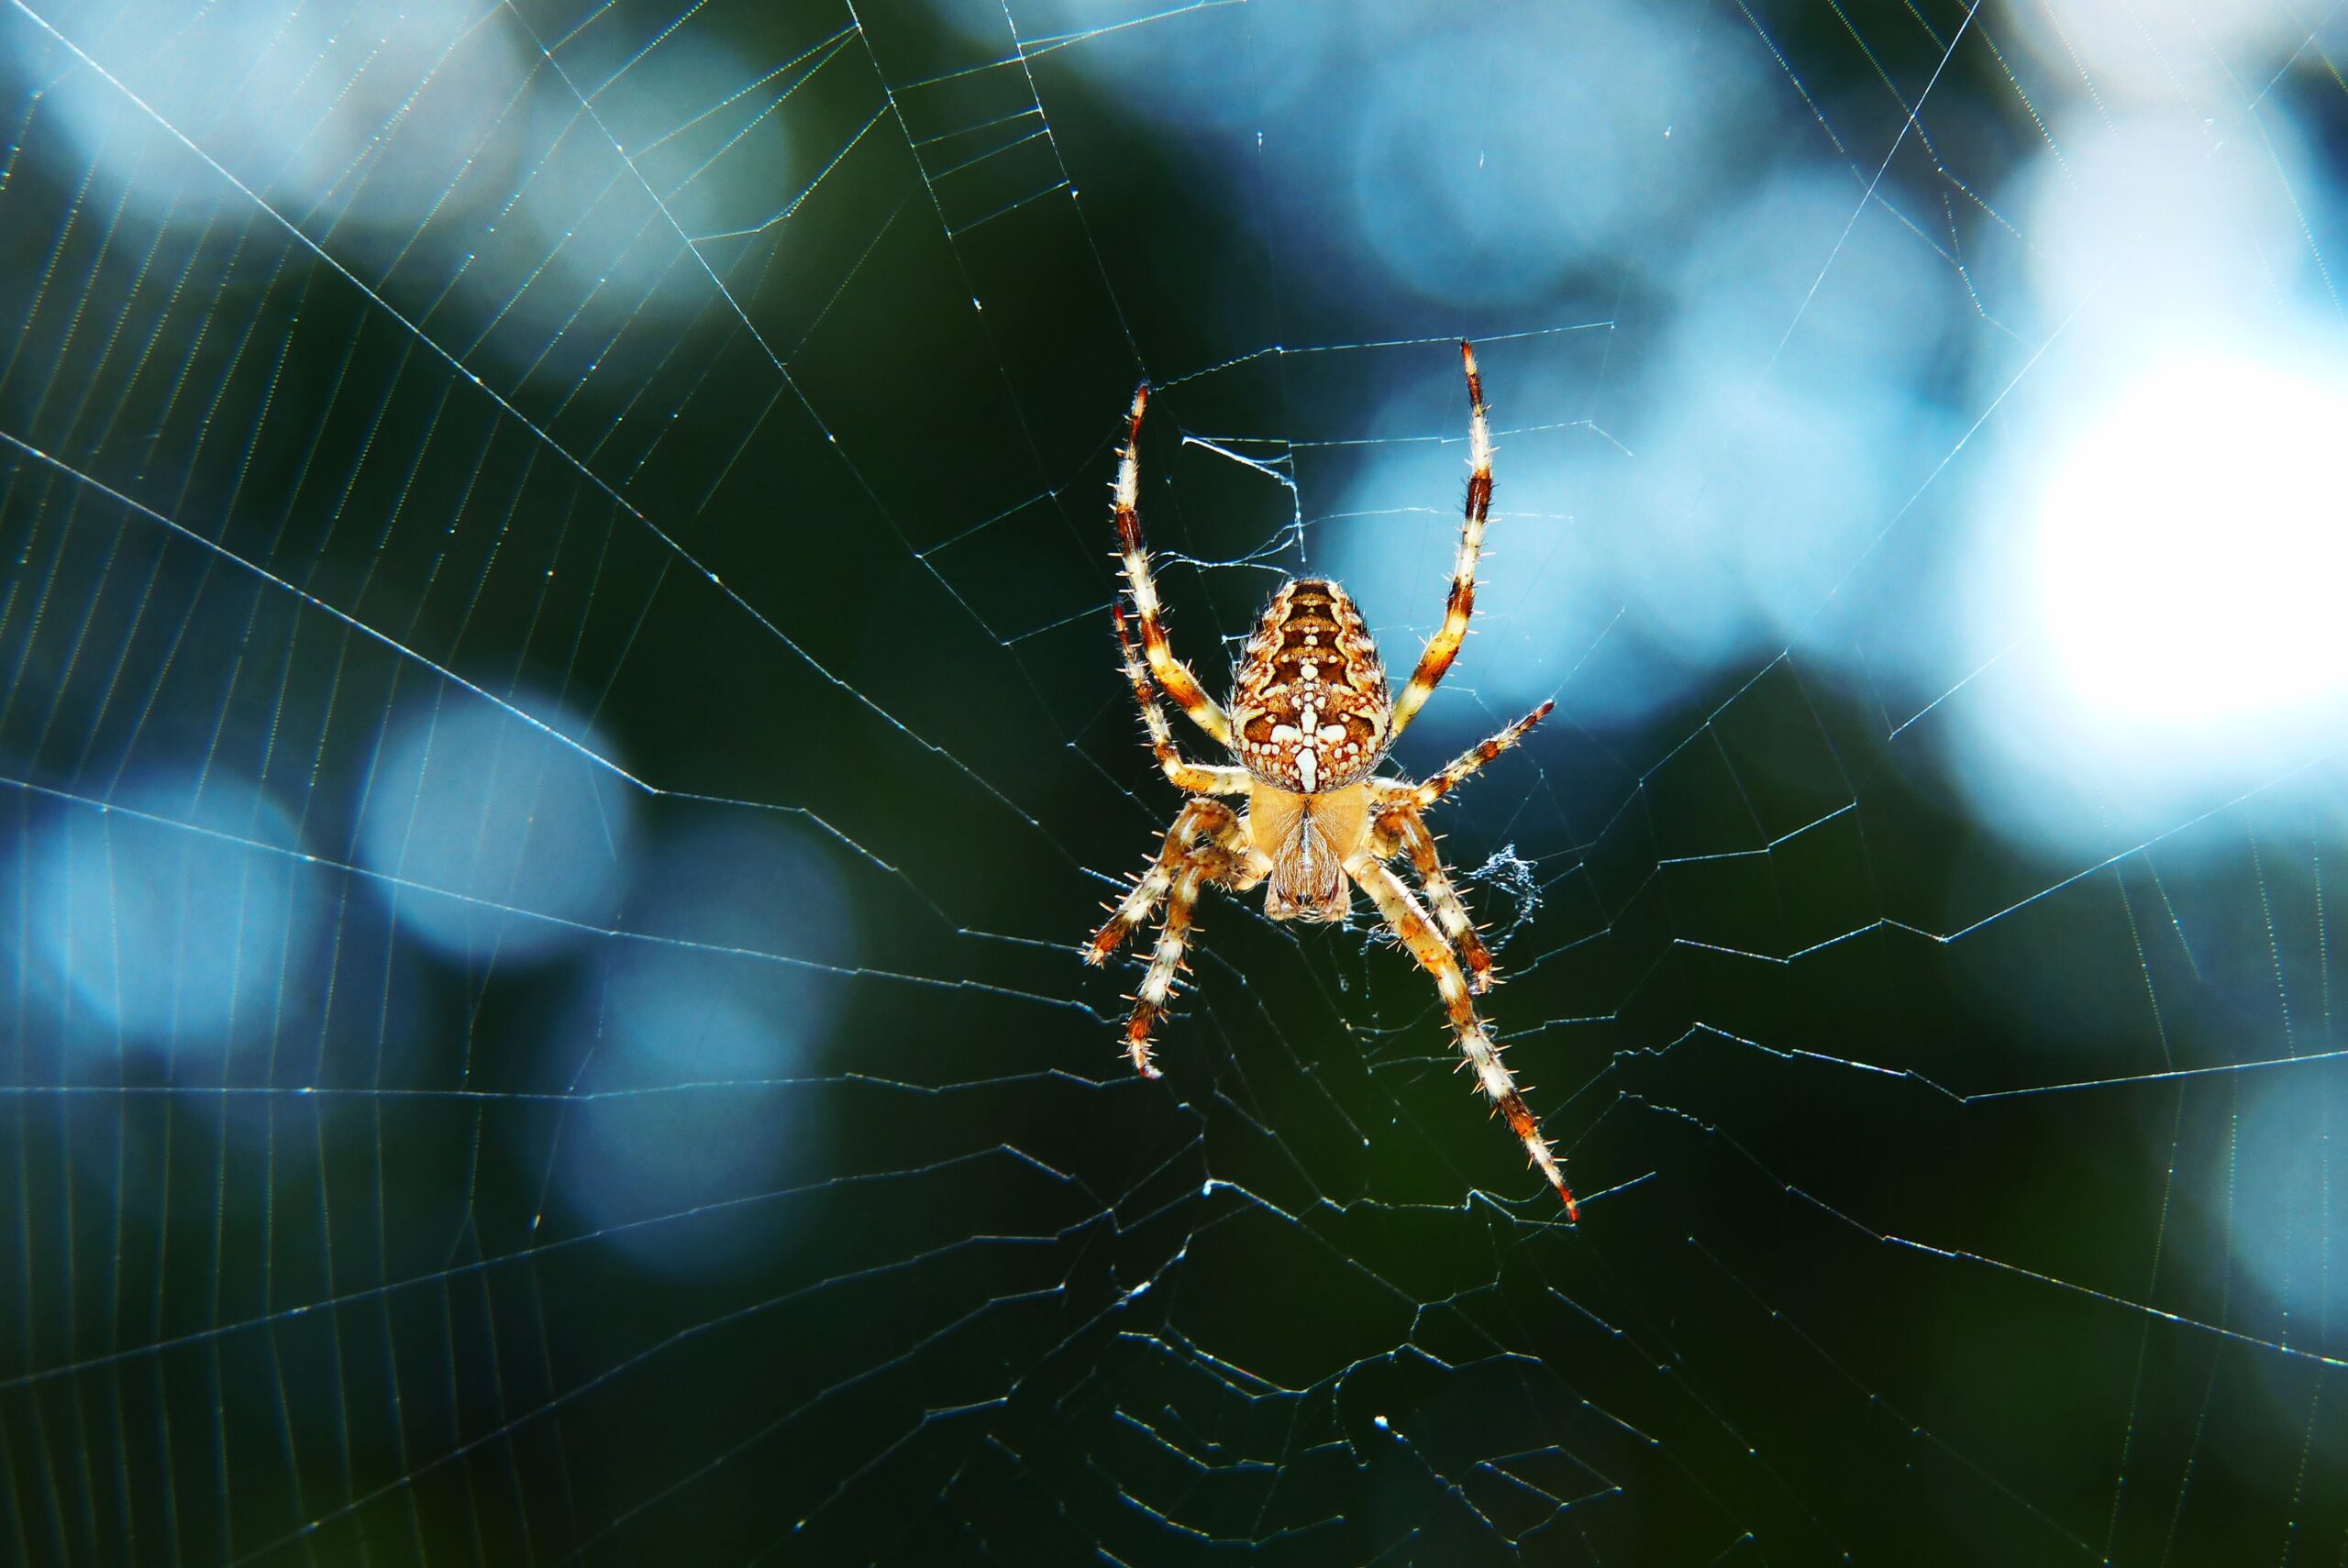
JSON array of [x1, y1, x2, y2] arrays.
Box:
[[1122, 856, 1221, 1079], [1113, 384, 1235, 748], [1389, 341, 1495, 740], [1085, 798, 1240, 967], [1120, 821, 1268, 1077], [1375, 701, 1553, 813], [1379, 806, 1496, 994], [1346, 852, 1577, 1219], [1113, 605, 1248, 795]]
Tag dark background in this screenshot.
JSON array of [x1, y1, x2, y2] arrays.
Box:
[[3, 0, 2346, 1562]]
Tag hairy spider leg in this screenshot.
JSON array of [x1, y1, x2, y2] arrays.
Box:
[[1388, 341, 1495, 740], [1381, 807, 1496, 994], [1379, 701, 1555, 813], [1113, 605, 1248, 796], [1347, 854, 1578, 1219], [1113, 384, 1234, 747], [1124, 858, 1215, 1079], [1086, 798, 1243, 967]]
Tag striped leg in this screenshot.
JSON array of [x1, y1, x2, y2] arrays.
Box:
[[1086, 798, 1239, 967], [1347, 854, 1577, 1219], [1123, 860, 1213, 1079], [1113, 384, 1233, 747], [1378, 701, 1553, 813], [1113, 605, 1247, 795], [1380, 807, 1495, 994], [1389, 341, 1494, 739]]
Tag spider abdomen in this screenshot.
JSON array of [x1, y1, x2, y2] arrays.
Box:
[[1231, 579, 1390, 794]]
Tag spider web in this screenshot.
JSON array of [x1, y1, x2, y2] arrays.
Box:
[[4, 0, 2347, 1561]]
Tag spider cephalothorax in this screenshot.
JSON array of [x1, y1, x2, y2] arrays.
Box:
[[1083, 344, 1577, 1218]]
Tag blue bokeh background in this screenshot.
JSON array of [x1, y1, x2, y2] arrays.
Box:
[[4, 0, 2347, 1561]]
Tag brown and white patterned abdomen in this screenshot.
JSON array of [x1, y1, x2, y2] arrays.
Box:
[[1230, 579, 1390, 794]]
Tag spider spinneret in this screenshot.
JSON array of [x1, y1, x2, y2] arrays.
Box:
[[1083, 344, 1575, 1220]]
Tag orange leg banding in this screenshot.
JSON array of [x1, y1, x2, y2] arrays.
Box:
[[1390, 341, 1495, 740], [1348, 855, 1576, 1219], [1381, 806, 1496, 993], [1113, 382, 1233, 747]]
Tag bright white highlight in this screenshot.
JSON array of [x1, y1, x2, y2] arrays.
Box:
[[1937, 93, 2348, 856], [1999, 0, 2317, 110], [2009, 110, 2321, 356], [2036, 354, 2348, 732]]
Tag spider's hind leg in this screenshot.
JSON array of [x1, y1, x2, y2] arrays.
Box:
[[1122, 859, 1213, 1079], [1381, 806, 1496, 993], [1090, 797, 1262, 1077], [1346, 852, 1577, 1219], [1086, 798, 1239, 966], [1119, 833, 1264, 1078]]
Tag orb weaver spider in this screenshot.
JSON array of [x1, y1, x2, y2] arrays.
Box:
[[1085, 344, 1574, 1218]]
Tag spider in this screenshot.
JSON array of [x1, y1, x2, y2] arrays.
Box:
[[1084, 343, 1576, 1219]]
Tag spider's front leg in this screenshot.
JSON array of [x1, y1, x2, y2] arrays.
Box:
[[1113, 384, 1234, 747], [1113, 605, 1247, 797], [1346, 851, 1577, 1219], [1389, 341, 1497, 740]]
